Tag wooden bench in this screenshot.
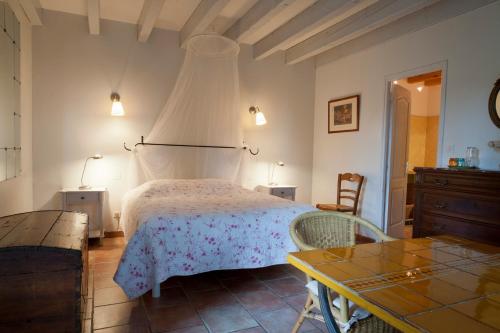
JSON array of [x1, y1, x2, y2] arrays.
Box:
[[0, 211, 89, 332]]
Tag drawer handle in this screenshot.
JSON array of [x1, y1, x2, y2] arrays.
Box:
[[433, 202, 447, 209], [434, 179, 448, 186], [280, 191, 285, 195], [80, 196, 85, 200]]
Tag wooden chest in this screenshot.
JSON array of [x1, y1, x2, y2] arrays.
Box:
[[413, 167, 500, 245], [0, 211, 89, 332]]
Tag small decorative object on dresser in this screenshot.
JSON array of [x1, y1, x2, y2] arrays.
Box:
[[328, 95, 360, 133], [61, 187, 106, 241], [255, 185, 297, 201], [413, 167, 500, 245], [0, 211, 89, 332]]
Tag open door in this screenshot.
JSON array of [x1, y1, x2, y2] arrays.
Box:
[[386, 85, 411, 238]]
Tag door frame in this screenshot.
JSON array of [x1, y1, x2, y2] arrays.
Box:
[[380, 61, 448, 234]]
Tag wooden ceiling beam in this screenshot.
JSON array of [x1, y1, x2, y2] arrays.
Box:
[[19, 0, 43, 26], [87, 0, 100, 35], [406, 70, 441, 84], [224, 0, 296, 43], [424, 77, 442, 86], [6, 0, 30, 25], [316, 0, 497, 66], [138, 0, 166, 42], [285, 0, 438, 65], [180, 0, 230, 48], [253, 0, 377, 60]]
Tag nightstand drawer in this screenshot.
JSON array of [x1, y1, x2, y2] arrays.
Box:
[[271, 188, 294, 199], [66, 192, 99, 204]]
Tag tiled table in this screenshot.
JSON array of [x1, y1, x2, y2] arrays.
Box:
[[288, 235, 500, 333]]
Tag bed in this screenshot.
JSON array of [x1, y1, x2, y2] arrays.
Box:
[[113, 179, 314, 298]]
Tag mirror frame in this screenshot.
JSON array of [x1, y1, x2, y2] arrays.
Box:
[[489, 78, 500, 128]]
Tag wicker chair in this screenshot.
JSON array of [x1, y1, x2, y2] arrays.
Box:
[[289, 211, 399, 333]]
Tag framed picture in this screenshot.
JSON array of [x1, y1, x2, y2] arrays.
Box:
[[328, 95, 360, 133]]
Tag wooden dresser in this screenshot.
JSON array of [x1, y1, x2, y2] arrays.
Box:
[[0, 211, 89, 332], [413, 167, 500, 245]]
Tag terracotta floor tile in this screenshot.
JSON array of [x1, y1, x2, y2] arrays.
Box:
[[198, 304, 259, 333], [167, 325, 209, 333], [254, 306, 316, 333], [94, 324, 150, 333], [94, 262, 120, 276], [95, 286, 130, 307], [147, 304, 203, 333], [221, 277, 268, 294], [95, 274, 120, 290], [142, 287, 188, 309], [264, 277, 306, 297], [93, 301, 147, 330], [283, 293, 309, 312], [233, 327, 266, 333], [188, 289, 238, 309], [237, 289, 288, 314]]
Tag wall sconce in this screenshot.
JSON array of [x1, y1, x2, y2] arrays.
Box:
[[79, 154, 103, 189], [249, 106, 266, 126], [111, 92, 125, 116]]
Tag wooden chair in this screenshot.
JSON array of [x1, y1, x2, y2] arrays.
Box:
[[316, 173, 364, 215], [289, 211, 398, 333]]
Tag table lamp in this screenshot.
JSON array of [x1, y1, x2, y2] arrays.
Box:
[[79, 154, 103, 189]]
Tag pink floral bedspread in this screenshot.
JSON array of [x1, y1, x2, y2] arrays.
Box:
[[114, 179, 313, 298]]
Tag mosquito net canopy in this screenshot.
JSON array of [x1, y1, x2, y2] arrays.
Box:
[[131, 34, 242, 184]]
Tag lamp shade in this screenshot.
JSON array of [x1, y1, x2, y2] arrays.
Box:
[[111, 100, 125, 116], [255, 111, 267, 126]]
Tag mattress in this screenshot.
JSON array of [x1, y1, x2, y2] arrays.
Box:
[[114, 179, 313, 298]]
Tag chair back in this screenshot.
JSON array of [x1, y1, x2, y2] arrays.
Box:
[[337, 173, 364, 215], [290, 211, 394, 251]]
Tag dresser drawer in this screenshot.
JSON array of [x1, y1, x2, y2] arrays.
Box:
[[421, 192, 500, 226], [418, 172, 500, 194], [66, 192, 99, 204], [271, 187, 294, 200], [414, 213, 500, 246]]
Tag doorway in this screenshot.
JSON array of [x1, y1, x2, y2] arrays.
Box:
[[383, 69, 444, 239]]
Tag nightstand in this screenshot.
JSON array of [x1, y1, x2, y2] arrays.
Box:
[[60, 187, 106, 241], [255, 185, 297, 201]]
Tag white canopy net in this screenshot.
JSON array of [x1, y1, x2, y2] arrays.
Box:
[[130, 34, 242, 185]]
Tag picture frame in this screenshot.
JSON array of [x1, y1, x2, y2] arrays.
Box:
[[328, 94, 360, 133]]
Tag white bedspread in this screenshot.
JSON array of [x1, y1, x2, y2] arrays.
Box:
[[114, 179, 313, 298]]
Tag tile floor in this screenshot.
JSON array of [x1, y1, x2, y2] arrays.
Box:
[[88, 238, 326, 333]]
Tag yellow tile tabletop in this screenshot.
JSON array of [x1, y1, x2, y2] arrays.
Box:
[[288, 235, 500, 332]]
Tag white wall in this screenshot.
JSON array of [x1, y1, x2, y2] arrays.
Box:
[[0, 21, 33, 216], [312, 2, 500, 228], [32, 11, 315, 230]]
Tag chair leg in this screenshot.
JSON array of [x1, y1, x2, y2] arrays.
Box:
[[292, 293, 313, 333], [339, 295, 349, 323]]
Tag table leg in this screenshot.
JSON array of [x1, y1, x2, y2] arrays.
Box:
[[318, 282, 341, 333]]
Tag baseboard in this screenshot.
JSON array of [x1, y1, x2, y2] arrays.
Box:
[[104, 231, 124, 238]]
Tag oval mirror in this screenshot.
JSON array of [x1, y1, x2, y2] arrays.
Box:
[[489, 78, 500, 128]]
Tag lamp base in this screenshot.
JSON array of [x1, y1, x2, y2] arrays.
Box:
[[79, 185, 92, 190]]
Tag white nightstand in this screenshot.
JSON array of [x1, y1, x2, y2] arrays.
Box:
[[255, 185, 297, 201], [60, 187, 106, 241]]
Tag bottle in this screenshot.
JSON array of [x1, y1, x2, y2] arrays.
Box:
[[465, 147, 479, 168]]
